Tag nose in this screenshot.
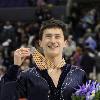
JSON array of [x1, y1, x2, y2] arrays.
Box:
[[50, 36, 56, 43]]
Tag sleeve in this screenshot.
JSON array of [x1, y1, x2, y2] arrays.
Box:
[[5, 65, 19, 82], [17, 72, 27, 99]]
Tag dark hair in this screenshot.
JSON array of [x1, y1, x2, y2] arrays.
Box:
[[39, 19, 68, 40]]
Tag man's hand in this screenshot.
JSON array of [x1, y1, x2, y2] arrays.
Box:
[[14, 47, 31, 66]]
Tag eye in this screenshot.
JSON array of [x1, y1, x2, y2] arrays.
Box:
[[55, 35, 61, 39], [45, 35, 51, 38]]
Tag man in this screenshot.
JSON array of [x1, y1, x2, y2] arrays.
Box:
[[14, 19, 87, 100]]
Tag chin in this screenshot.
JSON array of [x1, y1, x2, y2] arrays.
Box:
[[45, 48, 61, 57], [47, 52, 59, 57]]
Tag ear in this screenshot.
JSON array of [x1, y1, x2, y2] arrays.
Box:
[[39, 40, 42, 47], [64, 40, 68, 48]]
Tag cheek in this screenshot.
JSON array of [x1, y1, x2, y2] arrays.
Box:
[[40, 41, 47, 48], [39, 40, 45, 47], [40, 43, 44, 48]]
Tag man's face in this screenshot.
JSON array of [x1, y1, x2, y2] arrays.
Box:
[[39, 28, 67, 58]]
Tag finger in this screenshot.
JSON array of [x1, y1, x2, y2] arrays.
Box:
[[20, 47, 30, 52], [20, 57, 27, 66], [15, 48, 30, 56], [20, 54, 31, 66]]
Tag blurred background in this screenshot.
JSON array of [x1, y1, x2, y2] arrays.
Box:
[[0, 0, 100, 82]]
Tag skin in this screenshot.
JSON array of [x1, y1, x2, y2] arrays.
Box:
[[14, 48, 31, 66]]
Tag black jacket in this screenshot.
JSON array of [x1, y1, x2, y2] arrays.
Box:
[[17, 64, 87, 100], [0, 81, 18, 100]]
